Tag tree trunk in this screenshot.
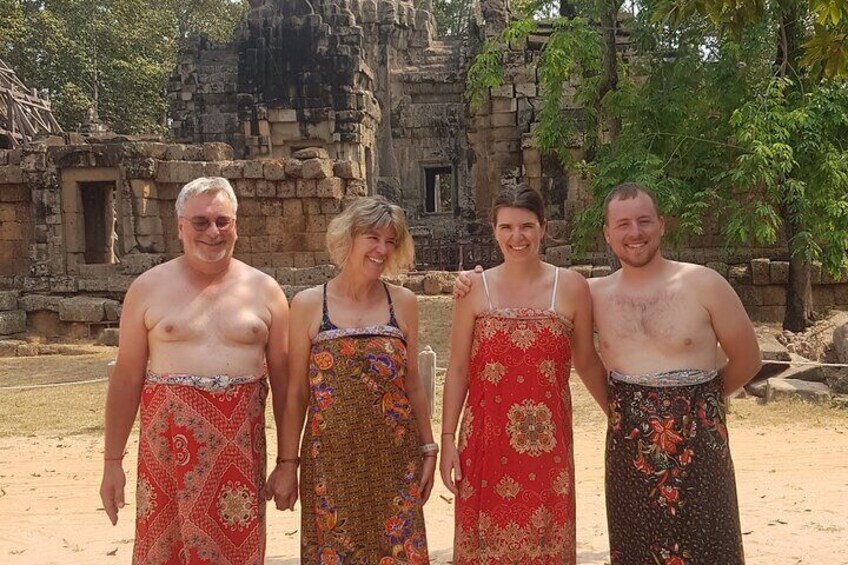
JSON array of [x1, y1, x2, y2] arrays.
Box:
[[774, 6, 811, 331], [559, 0, 576, 18], [586, 0, 621, 162], [781, 203, 813, 331]]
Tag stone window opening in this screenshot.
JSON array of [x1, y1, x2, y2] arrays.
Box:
[[423, 165, 453, 214], [79, 181, 117, 265]]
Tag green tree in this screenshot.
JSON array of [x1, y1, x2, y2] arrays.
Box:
[[0, 0, 246, 135], [467, 0, 848, 331]]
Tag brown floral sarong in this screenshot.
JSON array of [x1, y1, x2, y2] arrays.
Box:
[[605, 369, 744, 565]]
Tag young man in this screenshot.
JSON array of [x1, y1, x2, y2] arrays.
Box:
[[100, 177, 289, 564]]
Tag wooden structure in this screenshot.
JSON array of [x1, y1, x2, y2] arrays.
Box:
[[0, 58, 61, 148]]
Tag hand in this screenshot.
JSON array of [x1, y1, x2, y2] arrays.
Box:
[[439, 440, 462, 495], [419, 455, 436, 503], [265, 463, 299, 511], [452, 265, 483, 299], [100, 461, 126, 526]]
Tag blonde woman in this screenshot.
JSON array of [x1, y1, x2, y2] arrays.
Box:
[[266, 196, 434, 564]]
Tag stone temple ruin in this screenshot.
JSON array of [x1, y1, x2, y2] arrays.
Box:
[[0, 0, 847, 344]]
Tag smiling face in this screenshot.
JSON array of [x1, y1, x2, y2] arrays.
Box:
[[603, 190, 665, 268], [177, 191, 238, 266], [493, 206, 546, 263], [346, 225, 398, 279]]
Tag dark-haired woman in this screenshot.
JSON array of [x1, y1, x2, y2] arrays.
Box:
[[440, 186, 607, 564]]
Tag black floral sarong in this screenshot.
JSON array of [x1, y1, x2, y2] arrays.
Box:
[[605, 370, 745, 565]]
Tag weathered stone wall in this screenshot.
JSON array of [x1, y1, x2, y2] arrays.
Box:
[[0, 150, 30, 276], [0, 141, 362, 298]]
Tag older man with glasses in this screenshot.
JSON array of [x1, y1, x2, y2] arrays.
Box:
[[99, 177, 289, 564]]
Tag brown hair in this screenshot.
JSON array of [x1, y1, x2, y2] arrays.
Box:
[[602, 182, 662, 224], [490, 184, 546, 225]]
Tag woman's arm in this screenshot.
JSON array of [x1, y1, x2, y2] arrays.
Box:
[[265, 287, 318, 511], [393, 287, 437, 502], [439, 274, 482, 494]]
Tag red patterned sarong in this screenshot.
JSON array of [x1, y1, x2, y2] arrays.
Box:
[[133, 371, 268, 565]]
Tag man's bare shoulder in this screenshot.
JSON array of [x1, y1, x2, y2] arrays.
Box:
[[674, 261, 726, 286], [587, 268, 620, 295], [128, 257, 183, 290]]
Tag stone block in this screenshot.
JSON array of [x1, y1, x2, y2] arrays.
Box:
[[545, 246, 572, 267], [78, 278, 109, 292], [293, 147, 330, 160], [296, 180, 318, 198], [284, 158, 303, 178], [49, 276, 78, 293], [728, 264, 752, 284], [811, 262, 822, 284], [766, 377, 831, 404], [333, 160, 361, 179], [202, 162, 222, 177], [121, 253, 166, 275], [264, 160, 287, 180], [316, 178, 345, 199], [751, 258, 770, 285], [221, 161, 245, 179], [107, 275, 135, 293], [346, 179, 367, 197], [570, 265, 593, 278], [0, 310, 26, 335], [21, 277, 50, 293], [770, 261, 789, 284], [243, 160, 265, 179], [16, 343, 38, 357], [59, 297, 106, 322], [0, 290, 19, 311], [98, 328, 120, 346], [202, 142, 234, 161], [834, 323, 848, 364], [592, 266, 612, 278], [277, 181, 297, 198], [255, 180, 276, 197], [490, 84, 514, 98], [0, 165, 24, 184], [0, 339, 20, 356], [18, 294, 61, 312], [301, 158, 333, 180], [294, 252, 315, 268], [104, 300, 121, 321], [515, 83, 537, 98], [294, 265, 336, 286], [759, 285, 786, 306]]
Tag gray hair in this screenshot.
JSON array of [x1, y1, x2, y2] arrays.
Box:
[[175, 177, 238, 216]]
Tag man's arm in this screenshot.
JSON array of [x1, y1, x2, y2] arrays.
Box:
[[264, 278, 290, 472], [702, 270, 762, 395], [100, 276, 150, 525]]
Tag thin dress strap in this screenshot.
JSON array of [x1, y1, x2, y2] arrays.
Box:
[[481, 271, 494, 310], [319, 283, 337, 332], [382, 282, 400, 328], [549, 266, 559, 312]]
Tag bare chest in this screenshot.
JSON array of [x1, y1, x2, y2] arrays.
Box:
[[596, 289, 711, 349], [147, 289, 269, 345]]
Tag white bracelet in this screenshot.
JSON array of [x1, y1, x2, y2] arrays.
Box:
[[420, 442, 439, 454]]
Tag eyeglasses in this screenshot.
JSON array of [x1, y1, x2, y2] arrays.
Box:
[[181, 216, 236, 232]]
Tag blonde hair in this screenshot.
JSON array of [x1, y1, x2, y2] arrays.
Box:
[[326, 196, 414, 275], [175, 177, 238, 216]]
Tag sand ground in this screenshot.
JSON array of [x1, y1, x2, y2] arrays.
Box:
[[0, 407, 845, 564]]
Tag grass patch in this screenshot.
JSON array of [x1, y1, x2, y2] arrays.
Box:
[[0, 300, 845, 438]]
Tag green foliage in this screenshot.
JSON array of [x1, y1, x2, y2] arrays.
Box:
[[430, 0, 473, 37], [466, 18, 537, 108], [0, 0, 247, 135]]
